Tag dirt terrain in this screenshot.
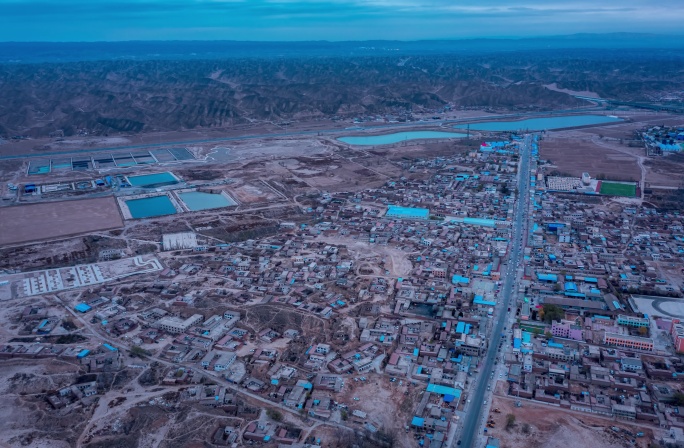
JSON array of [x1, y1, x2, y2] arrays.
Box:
[[540, 135, 641, 181], [335, 375, 420, 448], [0, 360, 88, 447], [486, 396, 655, 448], [0, 197, 124, 246], [540, 112, 684, 188], [643, 153, 684, 188]]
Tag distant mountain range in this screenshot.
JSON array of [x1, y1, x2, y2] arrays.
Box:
[[1, 33, 683, 64], [1, 35, 683, 139]]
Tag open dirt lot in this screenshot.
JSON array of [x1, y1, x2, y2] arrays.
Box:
[[335, 374, 420, 448], [540, 136, 641, 181], [644, 153, 684, 188], [229, 181, 283, 204], [0, 359, 86, 447], [541, 114, 684, 187], [486, 396, 654, 448], [0, 197, 123, 246]]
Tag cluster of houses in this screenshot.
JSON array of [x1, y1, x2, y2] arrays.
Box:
[[8, 131, 684, 447], [641, 125, 684, 156]]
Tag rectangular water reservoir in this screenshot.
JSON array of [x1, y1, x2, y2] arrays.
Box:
[[178, 191, 236, 211], [126, 172, 179, 188], [125, 195, 177, 218]]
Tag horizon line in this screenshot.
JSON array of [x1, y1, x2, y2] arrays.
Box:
[[1, 32, 684, 44]]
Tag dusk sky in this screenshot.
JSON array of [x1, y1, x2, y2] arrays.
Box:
[[1, 0, 682, 41]]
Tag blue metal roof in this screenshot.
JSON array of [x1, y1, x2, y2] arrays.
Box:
[[412, 416, 425, 427], [537, 273, 558, 282], [565, 292, 586, 298], [463, 217, 498, 228], [386, 205, 430, 220], [451, 275, 470, 285], [474, 296, 497, 306], [426, 383, 462, 398]]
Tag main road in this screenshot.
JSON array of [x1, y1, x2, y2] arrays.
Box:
[[455, 134, 533, 448]]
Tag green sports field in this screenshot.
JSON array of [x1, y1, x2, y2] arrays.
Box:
[[599, 181, 637, 197]]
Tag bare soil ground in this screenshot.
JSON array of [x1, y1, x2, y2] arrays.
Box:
[[486, 396, 654, 448], [644, 153, 684, 188], [0, 359, 86, 447], [540, 114, 684, 188], [540, 136, 641, 181], [229, 181, 283, 204], [0, 197, 123, 246], [336, 374, 420, 448]]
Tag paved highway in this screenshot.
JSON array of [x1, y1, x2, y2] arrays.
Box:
[[455, 134, 533, 448]]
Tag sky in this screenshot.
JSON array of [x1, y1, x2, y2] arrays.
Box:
[[0, 0, 683, 42]]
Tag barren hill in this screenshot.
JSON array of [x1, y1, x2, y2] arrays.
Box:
[[1, 47, 683, 138]]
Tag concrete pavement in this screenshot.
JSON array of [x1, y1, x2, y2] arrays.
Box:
[[454, 135, 533, 448]]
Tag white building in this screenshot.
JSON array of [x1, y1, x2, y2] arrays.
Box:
[[155, 314, 203, 334], [214, 353, 237, 371]]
